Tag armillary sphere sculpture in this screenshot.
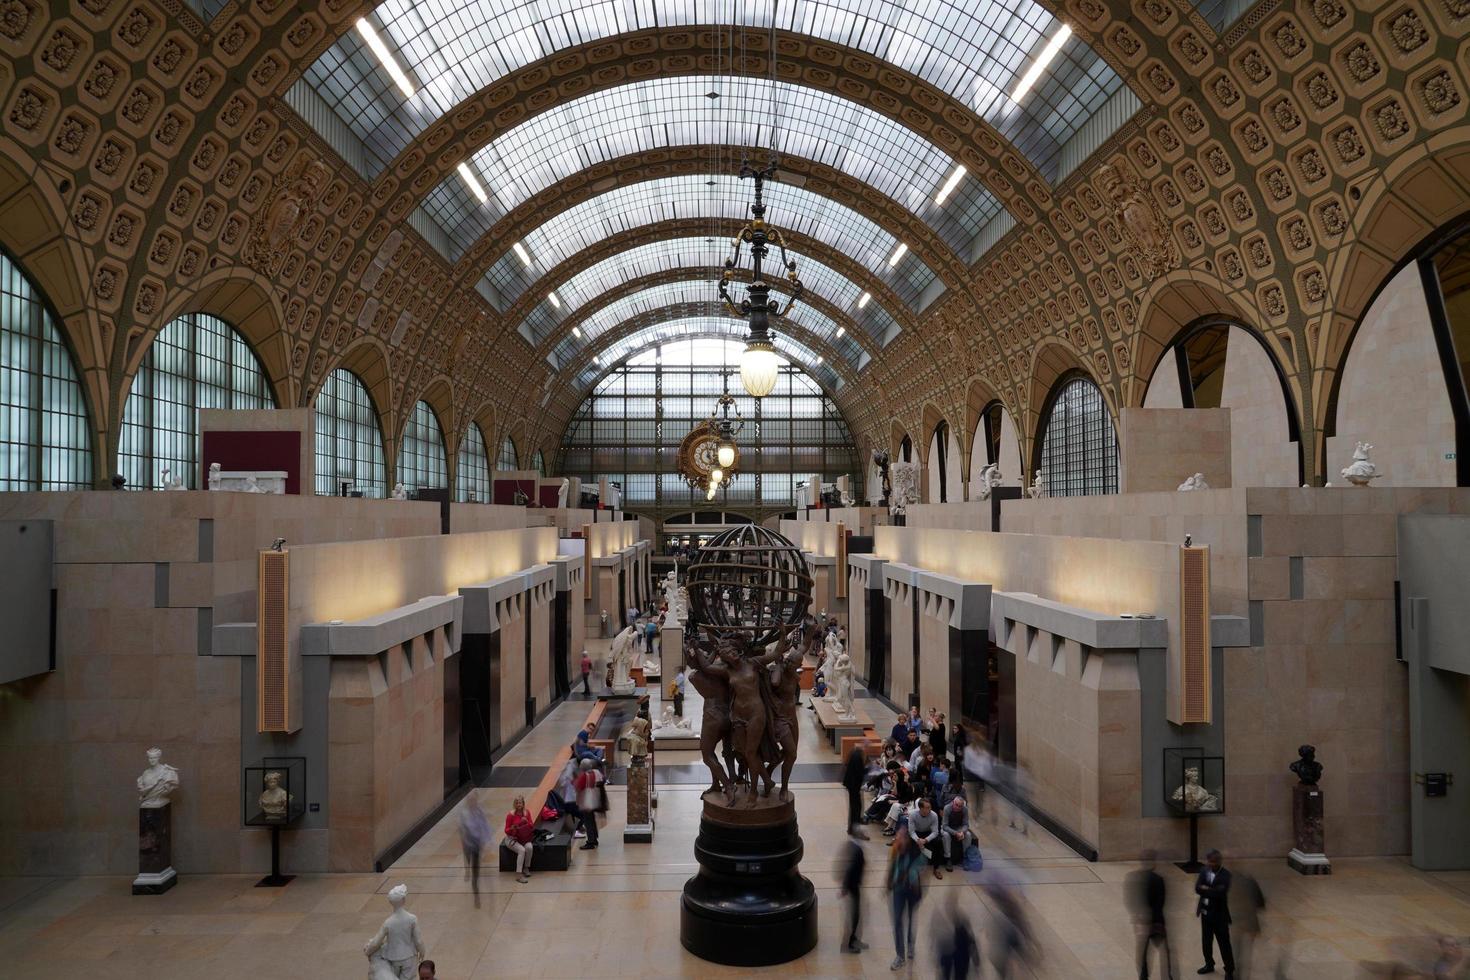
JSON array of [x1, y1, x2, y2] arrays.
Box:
[[679, 524, 817, 966]]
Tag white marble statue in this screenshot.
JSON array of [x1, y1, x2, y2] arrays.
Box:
[[623, 715, 651, 759], [1171, 766, 1221, 813], [258, 770, 292, 821], [391, 482, 408, 500], [556, 477, 570, 508], [363, 884, 425, 980], [609, 625, 639, 693], [136, 748, 180, 809], [1177, 472, 1210, 492], [662, 570, 685, 623], [1027, 469, 1047, 499], [244, 475, 264, 493], [975, 462, 1003, 500], [652, 705, 694, 734], [839, 490, 852, 507], [207, 462, 222, 491], [160, 466, 184, 490], [889, 461, 921, 515], [1340, 441, 1382, 486], [829, 649, 856, 720]]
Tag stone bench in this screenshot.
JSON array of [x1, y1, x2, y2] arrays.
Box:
[[499, 700, 609, 874]]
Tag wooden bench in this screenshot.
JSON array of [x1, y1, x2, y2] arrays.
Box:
[[839, 729, 883, 761], [499, 700, 608, 873]]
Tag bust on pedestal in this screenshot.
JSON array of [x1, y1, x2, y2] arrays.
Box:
[[134, 748, 180, 894], [1287, 744, 1332, 875]]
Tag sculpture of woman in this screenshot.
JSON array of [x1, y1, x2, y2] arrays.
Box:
[[1171, 766, 1221, 812], [610, 625, 639, 690], [136, 748, 180, 808], [829, 650, 856, 720], [363, 883, 425, 980], [258, 770, 292, 820]]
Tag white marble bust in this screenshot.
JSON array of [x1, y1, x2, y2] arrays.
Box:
[[136, 748, 180, 809]]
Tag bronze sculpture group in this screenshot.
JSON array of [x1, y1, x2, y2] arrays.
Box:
[[686, 631, 803, 807]]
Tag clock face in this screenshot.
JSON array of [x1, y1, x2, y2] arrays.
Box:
[[677, 420, 738, 489]]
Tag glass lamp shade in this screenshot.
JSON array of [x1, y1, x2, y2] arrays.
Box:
[[705, 482, 717, 500], [717, 441, 737, 469], [710, 467, 724, 483], [740, 341, 781, 398]]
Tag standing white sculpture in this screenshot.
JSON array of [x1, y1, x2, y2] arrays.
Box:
[[1177, 472, 1211, 492], [829, 649, 856, 720], [391, 482, 408, 500], [363, 884, 425, 980], [557, 477, 570, 508], [207, 462, 222, 491], [889, 460, 921, 516], [662, 570, 685, 623], [975, 463, 1003, 500], [1340, 442, 1382, 486], [609, 625, 639, 694], [1027, 469, 1048, 499], [136, 748, 180, 808]]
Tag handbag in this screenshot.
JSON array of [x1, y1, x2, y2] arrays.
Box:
[[539, 804, 560, 823]]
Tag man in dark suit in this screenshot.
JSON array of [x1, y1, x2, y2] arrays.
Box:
[[1195, 849, 1235, 977], [1127, 849, 1173, 979]]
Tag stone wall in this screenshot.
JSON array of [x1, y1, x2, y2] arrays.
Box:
[[1119, 408, 1232, 493]]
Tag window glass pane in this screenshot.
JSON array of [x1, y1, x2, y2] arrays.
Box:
[[396, 400, 448, 493], [116, 312, 272, 490], [1038, 376, 1118, 497], [456, 422, 492, 502], [314, 369, 387, 497], [0, 250, 92, 490], [498, 436, 518, 471]]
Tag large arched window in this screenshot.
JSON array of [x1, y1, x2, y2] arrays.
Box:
[[314, 368, 387, 497], [497, 436, 517, 471], [1, 249, 92, 490], [559, 338, 859, 512], [531, 449, 545, 476], [456, 422, 492, 502], [118, 312, 273, 490], [396, 400, 447, 492], [926, 420, 961, 503], [1038, 376, 1118, 496], [969, 401, 1023, 491]]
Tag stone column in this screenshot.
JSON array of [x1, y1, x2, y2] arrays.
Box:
[[1287, 784, 1331, 874], [625, 757, 653, 843]]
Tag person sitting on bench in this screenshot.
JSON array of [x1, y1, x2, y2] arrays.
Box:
[[503, 795, 535, 884]]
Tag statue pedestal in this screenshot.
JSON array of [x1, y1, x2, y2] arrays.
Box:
[[1288, 783, 1331, 875], [625, 758, 654, 843], [610, 679, 637, 697], [680, 789, 817, 966], [133, 804, 177, 895]]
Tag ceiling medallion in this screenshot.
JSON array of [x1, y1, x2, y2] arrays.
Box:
[[719, 160, 804, 398]]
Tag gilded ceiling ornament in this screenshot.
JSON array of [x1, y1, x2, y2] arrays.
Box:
[[246, 156, 331, 276], [1098, 164, 1179, 282]]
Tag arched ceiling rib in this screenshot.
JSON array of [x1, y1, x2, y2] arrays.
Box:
[[544, 278, 868, 371], [297, 1, 1126, 187], [481, 219, 915, 357], [470, 173, 939, 312], [520, 240, 900, 351], [422, 76, 1001, 256]]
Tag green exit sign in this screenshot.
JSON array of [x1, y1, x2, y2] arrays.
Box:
[[1448, 453, 1458, 460]]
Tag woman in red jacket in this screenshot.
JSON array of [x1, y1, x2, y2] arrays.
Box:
[[504, 795, 535, 883]]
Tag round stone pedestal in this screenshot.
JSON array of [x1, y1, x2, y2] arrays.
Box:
[[680, 788, 817, 966]]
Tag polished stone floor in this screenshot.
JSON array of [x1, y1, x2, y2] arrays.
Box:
[[3, 639, 1468, 978]]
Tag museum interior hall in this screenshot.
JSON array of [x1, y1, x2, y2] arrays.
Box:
[[5, 0, 1470, 976]]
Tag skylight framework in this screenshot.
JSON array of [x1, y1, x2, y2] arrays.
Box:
[[296, 0, 1126, 185], [535, 236, 902, 345], [478, 175, 936, 312], [421, 76, 1000, 256], [544, 281, 865, 367], [574, 318, 840, 392]]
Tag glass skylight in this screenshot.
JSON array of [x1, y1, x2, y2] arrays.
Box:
[[477, 175, 936, 311], [420, 76, 1000, 256], [296, 0, 1126, 184], [544, 279, 864, 367], [573, 318, 839, 392], [522, 236, 901, 346]]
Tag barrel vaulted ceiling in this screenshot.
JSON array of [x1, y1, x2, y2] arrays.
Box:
[[0, 0, 1465, 484]]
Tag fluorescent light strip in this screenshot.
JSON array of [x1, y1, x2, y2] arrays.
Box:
[[512, 242, 532, 267], [836, 326, 845, 338], [548, 291, 561, 309], [935, 164, 968, 206], [355, 18, 415, 100], [887, 243, 908, 268], [857, 292, 871, 309], [456, 162, 487, 204], [1011, 24, 1072, 104]]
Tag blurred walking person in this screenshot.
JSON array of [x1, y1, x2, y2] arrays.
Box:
[[1127, 849, 1173, 979], [1194, 849, 1235, 977], [458, 791, 491, 908], [936, 895, 981, 980], [838, 829, 869, 954], [985, 881, 1035, 978], [886, 824, 927, 970], [843, 747, 870, 839], [579, 650, 592, 695], [1231, 870, 1265, 978]]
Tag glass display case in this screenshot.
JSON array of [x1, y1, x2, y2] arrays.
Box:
[[243, 757, 306, 827], [1164, 748, 1224, 815]]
